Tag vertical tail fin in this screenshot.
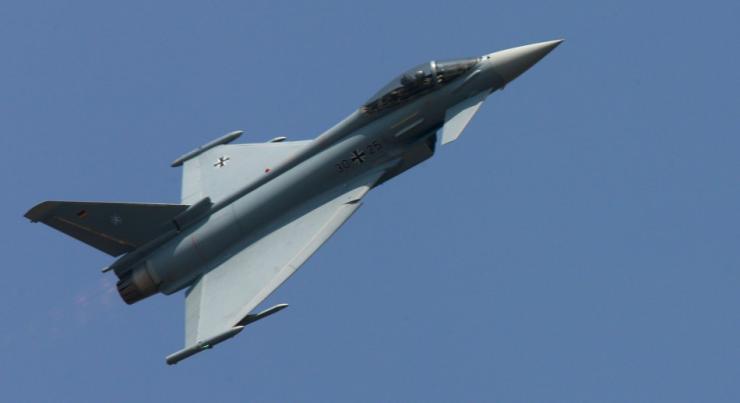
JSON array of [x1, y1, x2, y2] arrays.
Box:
[[25, 201, 190, 256]]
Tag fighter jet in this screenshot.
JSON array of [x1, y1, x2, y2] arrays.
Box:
[[25, 40, 562, 364]]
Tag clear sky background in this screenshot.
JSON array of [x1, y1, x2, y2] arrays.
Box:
[[2, 1, 738, 402]]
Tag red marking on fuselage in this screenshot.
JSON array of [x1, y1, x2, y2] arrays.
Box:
[[190, 236, 208, 264]]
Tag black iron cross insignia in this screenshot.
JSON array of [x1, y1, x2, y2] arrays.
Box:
[[213, 156, 230, 168], [351, 150, 366, 164]]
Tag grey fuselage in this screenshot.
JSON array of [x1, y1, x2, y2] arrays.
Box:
[[117, 52, 521, 300]]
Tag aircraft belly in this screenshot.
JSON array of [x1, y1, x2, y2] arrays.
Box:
[[155, 128, 398, 294]]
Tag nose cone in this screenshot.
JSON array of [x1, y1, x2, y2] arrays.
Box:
[[485, 39, 563, 83]]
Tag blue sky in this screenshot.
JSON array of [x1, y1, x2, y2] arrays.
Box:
[[2, 1, 739, 402]]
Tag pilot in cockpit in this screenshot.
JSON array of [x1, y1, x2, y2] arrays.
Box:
[[362, 58, 479, 114]]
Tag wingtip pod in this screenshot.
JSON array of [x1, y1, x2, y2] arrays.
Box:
[[237, 303, 289, 326], [165, 303, 289, 365], [166, 326, 245, 365], [171, 130, 244, 167]]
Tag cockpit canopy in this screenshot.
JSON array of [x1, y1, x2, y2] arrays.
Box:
[[362, 58, 479, 114]]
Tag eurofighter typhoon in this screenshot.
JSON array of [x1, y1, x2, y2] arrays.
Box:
[[25, 40, 562, 364]]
